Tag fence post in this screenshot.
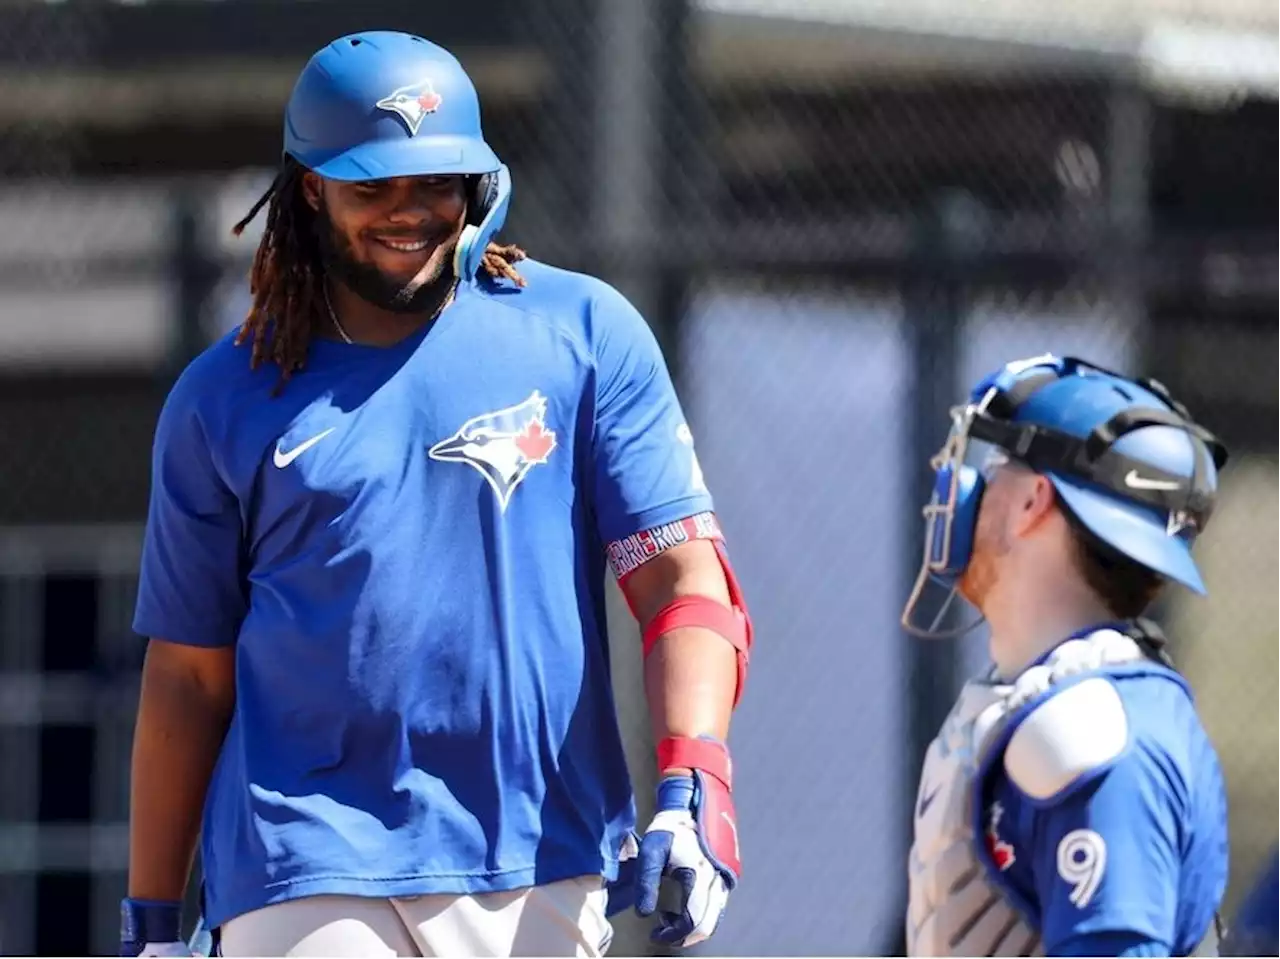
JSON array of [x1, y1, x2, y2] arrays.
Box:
[[888, 189, 989, 954], [589, 0, 693, 954], [169, 183, 219, 377]]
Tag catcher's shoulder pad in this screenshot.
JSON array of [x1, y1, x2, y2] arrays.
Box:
[[1003, 676, 1129, 804]]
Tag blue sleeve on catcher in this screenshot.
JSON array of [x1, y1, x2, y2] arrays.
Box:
[[1030, 746, 1179, 952], [1023, 676, 1227, 957], [133, 360, 246, 647]]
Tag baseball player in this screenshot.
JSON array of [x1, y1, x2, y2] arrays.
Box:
[[902, 355, 1230, 957], [121, 31, 749, 958]]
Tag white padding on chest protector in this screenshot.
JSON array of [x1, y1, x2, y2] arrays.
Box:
[[1003, 677, 1128, 803]]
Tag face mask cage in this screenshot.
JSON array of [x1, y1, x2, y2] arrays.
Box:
[[920, 403, 1008, 574], [902, 393, 1003, 640]]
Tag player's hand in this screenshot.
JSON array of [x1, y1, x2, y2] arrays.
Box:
[[635, 772, 740, 947], [120, 899, 192, 957]]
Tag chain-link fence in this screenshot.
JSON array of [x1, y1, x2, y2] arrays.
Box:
[[0, 1, 1275, 955]]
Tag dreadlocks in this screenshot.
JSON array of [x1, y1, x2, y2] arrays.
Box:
[[231, 158, 527, 390]]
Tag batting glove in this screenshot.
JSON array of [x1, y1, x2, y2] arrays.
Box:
[[635, 736, 740, 947], [120, 898, 192, 957]]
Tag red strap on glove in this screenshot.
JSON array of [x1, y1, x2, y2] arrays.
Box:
[[657, 735, 741, 880], [657, 735, 733, 790]]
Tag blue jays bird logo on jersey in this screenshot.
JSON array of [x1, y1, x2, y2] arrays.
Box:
[[375, 79, 444, 136], [985, 802, 1016, 872], [429, 391, 558, 511]]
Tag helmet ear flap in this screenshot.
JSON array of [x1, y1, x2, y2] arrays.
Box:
[[927, 463, 986, 584], [467, 172, 500, 227], [454, 164, 512, 283]]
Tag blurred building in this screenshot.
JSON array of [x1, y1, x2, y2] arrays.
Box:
[[0, 1, 1274, 955]]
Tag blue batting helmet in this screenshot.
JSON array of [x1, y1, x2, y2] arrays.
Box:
[[902, 354, 1228, 637], [282, 31, 511, 284]]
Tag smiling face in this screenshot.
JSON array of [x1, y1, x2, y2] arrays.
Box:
[[303, 172, 468, 314]]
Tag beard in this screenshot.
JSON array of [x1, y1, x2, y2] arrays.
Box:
[[314, 204, 460, 315], [957, 499, 1010, 609]]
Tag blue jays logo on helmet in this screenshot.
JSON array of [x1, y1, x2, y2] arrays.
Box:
[[429, 391, 558, 511], [375, 79, 444, 137], [283, 31, 502, 181]]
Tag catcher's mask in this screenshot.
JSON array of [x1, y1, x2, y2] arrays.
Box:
[[901, 354, 1228, 640]]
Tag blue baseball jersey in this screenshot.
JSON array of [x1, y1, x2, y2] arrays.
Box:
[[980, 663, 1229, 956], [132, 260, 714, 929]]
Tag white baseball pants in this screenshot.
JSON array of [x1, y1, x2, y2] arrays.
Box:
[[217, 875, 613, 957]]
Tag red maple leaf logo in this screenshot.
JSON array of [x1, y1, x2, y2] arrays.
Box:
[[986, 833, 1016, 871], [418, 92, 442, 113], [515, 418, 556, 464]]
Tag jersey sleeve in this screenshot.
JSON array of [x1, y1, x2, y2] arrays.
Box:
[[132, 371, 246, 647], [589, 284, 715, 541], [1028, 744, 1182, 954]]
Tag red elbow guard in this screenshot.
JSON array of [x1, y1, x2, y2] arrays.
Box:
[[640, 540, 753, 707]]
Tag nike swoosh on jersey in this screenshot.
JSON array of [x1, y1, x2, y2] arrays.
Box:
[[273, 428, 336, 468]]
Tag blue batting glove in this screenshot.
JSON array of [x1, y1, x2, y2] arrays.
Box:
[[635, 772, 740, 947], [120, 898, 191, 957]]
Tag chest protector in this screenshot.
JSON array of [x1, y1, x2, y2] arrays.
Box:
[[906, 627, 1154, 957]]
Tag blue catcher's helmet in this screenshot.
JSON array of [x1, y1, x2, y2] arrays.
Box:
[[282, 31, 511, 284], [902, 355, 1228, 638]]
